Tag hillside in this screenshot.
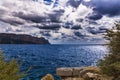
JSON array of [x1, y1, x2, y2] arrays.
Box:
[[0, 33, 50, 44]]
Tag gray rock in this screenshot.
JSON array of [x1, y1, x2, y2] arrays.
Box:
[[73, 67, 84, 76], [56, 68, 73, 77]]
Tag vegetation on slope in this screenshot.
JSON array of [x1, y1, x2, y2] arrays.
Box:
[[99, 23, 120, 80], [0, 52, 25, 80]]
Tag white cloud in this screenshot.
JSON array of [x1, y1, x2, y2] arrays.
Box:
[[60, 4, 93, 24], [84, 0, 91, 2], [0, 0, 118, 43], [59, 27, 74, 35], [50, 31, 62, 39]]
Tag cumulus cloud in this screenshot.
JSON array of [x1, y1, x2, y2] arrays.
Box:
[[84, 0, 91, 2], [87, 12, 103, 20], [0, 0, 119, 43], [67, 0, 82, 8]]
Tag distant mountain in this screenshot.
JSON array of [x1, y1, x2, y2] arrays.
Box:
[[0, 33, 50, 44]]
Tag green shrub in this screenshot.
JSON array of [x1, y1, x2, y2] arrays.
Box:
[[41, 74, 54, 80], [99, 23, 120, 80], [0, 52, 25, 80]]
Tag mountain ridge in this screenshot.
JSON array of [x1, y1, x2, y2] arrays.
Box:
[[0, 33, 50, 44]]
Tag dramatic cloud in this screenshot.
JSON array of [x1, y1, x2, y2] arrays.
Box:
[[67, 0, 82, 8], [91, 0, 120, 16], [87, 12, 103, 20], [0, 0, 120, 43]]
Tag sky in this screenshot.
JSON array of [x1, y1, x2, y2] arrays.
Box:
[[0, 0, 120, 44]]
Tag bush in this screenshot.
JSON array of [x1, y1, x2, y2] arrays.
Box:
[[99, 23, 120, 80], [41, 74, 54, 80], [0, 52, 25, 80]]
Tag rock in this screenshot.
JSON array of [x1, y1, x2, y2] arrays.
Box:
[[86, 72, 99, 78], [56, 66, 100, 77], [62, 77, 73, 80], [63, 78, 84, 80], [73, 78, 84, 80], [79, 66, 101, 77], [56, 68, 73, 77], [83, 72, 100, 80], [73, 67, 84, 76], [0, 33, 50, 44], [83, 72, 110, 80], [41, 74, 54, 80], [56, 66, 108, 80]]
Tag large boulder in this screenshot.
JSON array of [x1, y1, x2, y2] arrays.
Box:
[[73, 67, 84, 77], [56, 68, 73, 77], [83, 72, 102, 80], [62, 78, 84, 80], [56, 66, 111, 80], [79, 66, 101, 77]]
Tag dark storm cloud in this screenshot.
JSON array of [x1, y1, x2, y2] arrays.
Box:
[[0, 9, 6, 15], [74, 31, 85, 38], [13, 9, 64, 23], [63, 22, 73, 29], [71, 25, 82, 30], [0, 6, 64, 31], [63, 23, 82, 30], [67, 0, 83, 8], [91, 0, 120, 16], [48, 14, 61, 23], [48, 9, 64, 23], [13, 12, 47, 23], [40, 31, 51, 37], [86, 27, 106, 34], [33, 23, 61, 30], [87, 12, 103, 20], [76, 18, 84, 22], [0, 8, 24, 25], [53, 9, 65, 13], [0, 18, 24, 26], [0, 0, 116, 43], [99, 27, 108, 31], [88, 20, 98, 25]]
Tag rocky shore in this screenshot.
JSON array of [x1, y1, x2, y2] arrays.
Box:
[[42, 66, 111, 80], [56, 66, 102, 80], [0, 33, 50, 44]]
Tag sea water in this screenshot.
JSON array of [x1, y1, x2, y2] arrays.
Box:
[[0, 44, 108, 80]]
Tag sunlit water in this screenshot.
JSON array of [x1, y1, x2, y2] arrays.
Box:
[[0, 44, 108, 80]]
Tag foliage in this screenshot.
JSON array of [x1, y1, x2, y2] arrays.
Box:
[[0, 52, 26, 80], [41, 74, 54, 80], [99, 23, 120, 80]]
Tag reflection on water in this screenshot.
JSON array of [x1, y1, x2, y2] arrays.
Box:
[[0, 44, 108, 80]]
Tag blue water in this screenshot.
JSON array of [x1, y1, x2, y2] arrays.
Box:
[[0, 44, 108, 80]]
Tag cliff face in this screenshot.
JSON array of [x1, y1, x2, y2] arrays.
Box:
[[0, 33, 50, 44]]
